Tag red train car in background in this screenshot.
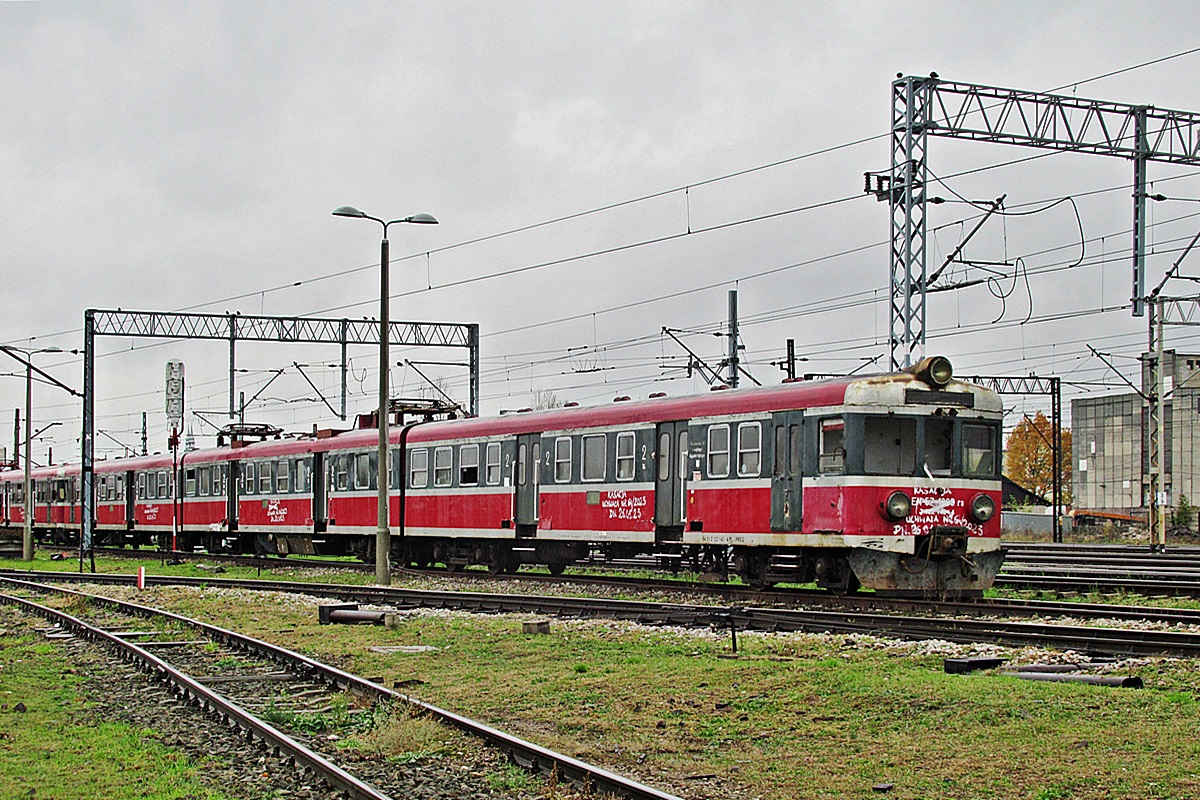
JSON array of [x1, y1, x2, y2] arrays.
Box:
[[0, 357, 1004, 595]]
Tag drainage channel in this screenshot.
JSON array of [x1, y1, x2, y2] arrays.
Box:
[[0, 576, 683, 800]]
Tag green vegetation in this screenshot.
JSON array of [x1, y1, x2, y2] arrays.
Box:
[[261, 691, 360, 734], [119, 584, 1200, 800], [0, 609, 234, 800]]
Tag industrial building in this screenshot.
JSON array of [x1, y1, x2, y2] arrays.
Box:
[[1073, 350, 1200, 513]]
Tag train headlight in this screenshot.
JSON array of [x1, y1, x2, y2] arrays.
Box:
[[882, 490, 911, 521], [971, 494, 996, 523], [910, 355, 954, 388]]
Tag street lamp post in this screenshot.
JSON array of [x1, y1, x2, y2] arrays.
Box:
[[332, 206, 438, 585], [1, 346, 63, 561]]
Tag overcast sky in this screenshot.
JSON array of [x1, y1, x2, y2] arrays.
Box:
[[2, 1, 1199, 462]]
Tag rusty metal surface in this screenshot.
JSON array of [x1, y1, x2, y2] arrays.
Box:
[[848, 548, 1005, 594]]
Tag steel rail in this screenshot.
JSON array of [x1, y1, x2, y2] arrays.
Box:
[[93, 546, 375, 573], [0, 583, 394, 800], [6, 566, 1200, 623], [0, 576, 683, 800], [740, 606, 1200, 658], [996, 573, 1200, 596], [7, 569, 1200, 658]]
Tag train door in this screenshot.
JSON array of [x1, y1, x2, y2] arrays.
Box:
[[51, 479, 69, 525], [513, 433, 540, 532], [124, 470, 136, 530], [654, 421, 689, 530], [227, 461, 240, 529], [770, 411, 804, 531], [312, 452, 327, 529]]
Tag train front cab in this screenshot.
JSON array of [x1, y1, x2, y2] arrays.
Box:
[[814, 363, 1003, 597]]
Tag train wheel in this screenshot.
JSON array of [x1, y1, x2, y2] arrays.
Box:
[[486, 546, 511, 576], [815, 556, 860, 594], [734, 552, 769, 590], [547, 561, 567, 576]]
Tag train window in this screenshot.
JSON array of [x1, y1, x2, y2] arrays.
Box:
[[819, 419, 845, 475], [460, 445, 479, 486], [434, 447, 453, 487], [185, 468, 197, 497], [517, 444, 526, 487], [355, 453, 372, 490], [926, 419, 954, 476], [532, 442, 541, 486], [658, 432, 671, 481], [707, 425, 730, 478], [391, 449, 401, 489], [334, 456, 348, 491], [616, 432, 635, 481], [737, 423, 761, 477], [789, 425, 802, 476], [158, 471, 169, 498], [410, 449, 429, 488], [260, 462, 274, 493], [117, 475, 125, 497], [679, 431, 688, 488], [137, 473, 146, 500], [298, 458, 312, 493], [554, 437, 572, 483], [774, 426, 787, 477], [486, 442, 501, 485], [864, 416, 917, 476], [582, 434, 605, 482], [243, 462, 257, 495], [962, 424, 997, 477], [276, 460, 291, 493], [199, 467, 211, 496]]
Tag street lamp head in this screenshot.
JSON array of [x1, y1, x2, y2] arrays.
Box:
[[332, 205, 367, 218], [404, 213, 439, 225]]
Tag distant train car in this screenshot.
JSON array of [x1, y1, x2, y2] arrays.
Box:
[[0, 357, 1003, 595]]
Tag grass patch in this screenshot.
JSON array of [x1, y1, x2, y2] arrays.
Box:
[[261, 691, 362, 735], [350, 703, 453, 763]]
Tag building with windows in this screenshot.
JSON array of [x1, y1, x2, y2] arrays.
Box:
[[1073, 350, 1200, 512]]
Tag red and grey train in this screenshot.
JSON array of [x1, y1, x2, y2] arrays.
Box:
[[0, 357, 1004, 595]]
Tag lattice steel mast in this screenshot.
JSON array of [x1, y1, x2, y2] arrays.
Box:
[[881, 74, 1200, 369]]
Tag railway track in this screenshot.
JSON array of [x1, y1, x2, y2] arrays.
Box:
[[0, 575, 682, 800], [998, 541, 1200, 595], [7, 568, 1200, 659], [88, 540, 1200, 596]]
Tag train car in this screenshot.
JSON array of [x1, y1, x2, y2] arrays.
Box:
[[0, 357, 1004, 595]]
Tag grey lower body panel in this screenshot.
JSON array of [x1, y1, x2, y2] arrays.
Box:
[[848, 547, 1005, 596]]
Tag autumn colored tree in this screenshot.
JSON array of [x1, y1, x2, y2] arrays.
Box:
[[1004, 411, 1072, 504]]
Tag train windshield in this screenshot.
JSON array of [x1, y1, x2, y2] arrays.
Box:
[[863, 416, 917, 476], [859, 415, 999, 478], [962, 423, 998, 477]]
